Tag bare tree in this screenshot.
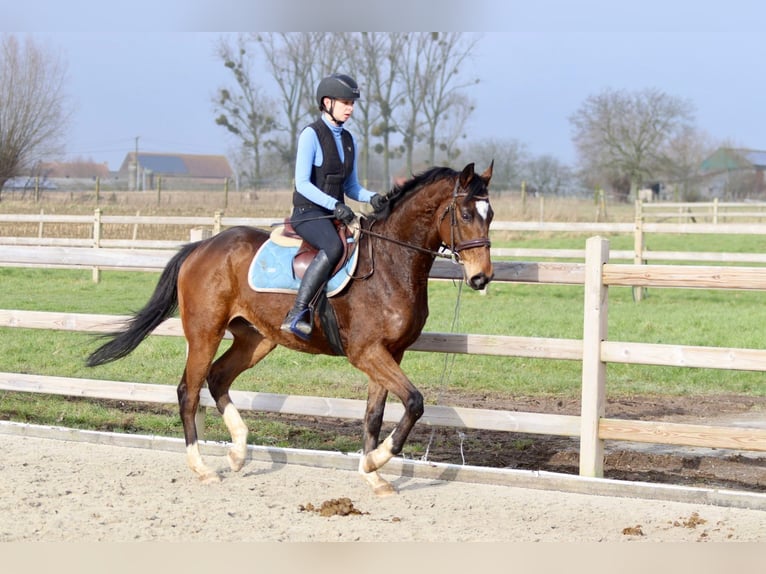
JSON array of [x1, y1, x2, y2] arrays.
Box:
[[213, 35, 279, 188], [464, 137, 528, 191], [396, 33, 429, 174], [333, 33, 375, 187], [355, 32, 406, 188], [417, 32, 480, 166], [0, 34, 71, 199], [252, 33, 351, 178], [210, 32, 478, 188], [569, 87, 694, 201], [435, 91, 474, 164], [657, 127, 717, 200], [252, 33, 315, 177], [524, 154, 572, 196]]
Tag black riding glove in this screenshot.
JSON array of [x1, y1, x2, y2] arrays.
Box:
[[370, 193, 387, 211], [334, 202, 355, 224]]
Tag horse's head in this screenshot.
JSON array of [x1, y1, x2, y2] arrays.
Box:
[[365, 161, 495, 290], [438, 161, 495, 290]]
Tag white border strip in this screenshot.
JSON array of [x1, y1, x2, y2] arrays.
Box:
[[2, 421, 765, 511]]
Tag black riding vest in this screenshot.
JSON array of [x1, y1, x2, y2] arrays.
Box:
[[292, 119, 355, 210]]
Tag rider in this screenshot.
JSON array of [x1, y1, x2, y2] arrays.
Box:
[[281, 73, 387, 339]]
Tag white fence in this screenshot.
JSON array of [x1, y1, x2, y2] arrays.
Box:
[[1, 238, 766, 485], [640, 199, 766, 224], [4, 206, 766, 274]]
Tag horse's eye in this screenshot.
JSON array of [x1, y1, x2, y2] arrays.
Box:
[[460, 208, 473, 222]]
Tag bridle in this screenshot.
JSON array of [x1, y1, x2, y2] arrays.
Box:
[[439, 179, 492, 263], [355, 178, 491, 272]]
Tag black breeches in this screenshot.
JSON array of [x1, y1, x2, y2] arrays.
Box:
[[290, 206, 344, 268]]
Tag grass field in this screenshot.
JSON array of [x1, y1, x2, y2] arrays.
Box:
[[1, 194, 764, 447]]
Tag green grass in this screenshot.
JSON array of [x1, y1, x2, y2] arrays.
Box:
[[491, 230, 766, 259], [1, 232, 765, 441]]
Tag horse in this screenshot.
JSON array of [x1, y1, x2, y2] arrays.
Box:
[[87, 161, 495, 496]]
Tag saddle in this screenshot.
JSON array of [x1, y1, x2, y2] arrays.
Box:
[[270, 217, 356, 280]]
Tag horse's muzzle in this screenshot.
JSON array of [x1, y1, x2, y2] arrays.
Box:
[[468, 271, 493, 291]]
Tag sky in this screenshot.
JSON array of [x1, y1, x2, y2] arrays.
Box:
[[3, 1, 765, 171]]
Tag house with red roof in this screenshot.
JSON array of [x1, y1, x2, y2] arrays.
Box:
[[118, 152, 233, 190]]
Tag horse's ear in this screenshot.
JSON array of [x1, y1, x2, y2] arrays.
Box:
[[480, 160, 494, 185], [459, 162, 476, 187]]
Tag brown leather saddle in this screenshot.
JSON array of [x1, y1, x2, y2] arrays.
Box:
[[270, 218, 356, 280]]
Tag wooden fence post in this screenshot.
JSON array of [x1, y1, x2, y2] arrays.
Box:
[[521, 180, 526, 214], [131, 210, 140, 242], [633, 200, 645, 301], [92, 208, 102, 284], [595, 188, 607, 222], [213, 210, 222, 235], [579, 236, 609, 478], [195, 405, 206, 441]]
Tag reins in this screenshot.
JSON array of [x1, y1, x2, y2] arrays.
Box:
[[357, 224, 454, 260]]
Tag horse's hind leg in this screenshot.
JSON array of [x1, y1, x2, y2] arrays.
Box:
[[207, 318, 276, 472], [178, 335, 224, 483]]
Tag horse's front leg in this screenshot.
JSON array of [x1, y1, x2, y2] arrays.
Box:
[[360, 381, 396, 496], [352, 347, 424, 496]]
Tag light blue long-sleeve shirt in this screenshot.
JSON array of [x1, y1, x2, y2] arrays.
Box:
[[294, 116, 375, 211]]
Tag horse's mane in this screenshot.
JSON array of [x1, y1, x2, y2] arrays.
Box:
[[366, 166, 467, 222]]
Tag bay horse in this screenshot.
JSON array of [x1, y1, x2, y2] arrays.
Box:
[[87, 161, 494, 495]]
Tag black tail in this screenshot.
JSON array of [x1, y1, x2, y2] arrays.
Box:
[[86, 241, 200, 367]]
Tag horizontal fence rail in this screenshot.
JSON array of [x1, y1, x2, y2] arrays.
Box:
[[1, 236, 766, 491], [640, 199, 766, 224], [5, 209, 766, 273], [0, 372, 583, 438]]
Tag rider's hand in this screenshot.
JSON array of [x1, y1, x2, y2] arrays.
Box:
[[370, 193, 387, 211], [334, 202, 355, 224]]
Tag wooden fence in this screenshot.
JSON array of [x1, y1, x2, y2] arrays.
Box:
[[4, 205, 766, 278], [640, 199, 766, 224], [1, 238, 766, 483]]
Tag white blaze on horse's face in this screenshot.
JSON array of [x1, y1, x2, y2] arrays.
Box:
[[475, 200, 490, 221]]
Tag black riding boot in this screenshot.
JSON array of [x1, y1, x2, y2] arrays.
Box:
[[281, 250, 332, 340]]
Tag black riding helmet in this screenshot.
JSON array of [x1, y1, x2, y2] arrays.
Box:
[[316, 73, 360, 112]]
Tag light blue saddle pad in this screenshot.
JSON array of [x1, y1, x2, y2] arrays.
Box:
[[248, 237, 358, 297]]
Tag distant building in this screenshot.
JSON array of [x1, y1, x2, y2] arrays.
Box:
[[119, 152, 233, 191], [39, 160, 111, 180], [8, 160, 112, 191], [700, 148, 766, 198]]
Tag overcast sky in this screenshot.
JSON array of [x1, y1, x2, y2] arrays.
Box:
[[4, 1, 765, 171]]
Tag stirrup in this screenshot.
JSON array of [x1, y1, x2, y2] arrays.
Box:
[[281, 308, 313, 340]]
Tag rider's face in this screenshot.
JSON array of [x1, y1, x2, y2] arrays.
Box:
[[324, 98, 355, 123]]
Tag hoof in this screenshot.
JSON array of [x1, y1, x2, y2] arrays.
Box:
[[359, 466, 397, 496], [373, 482, 398, 497], [199, 471, 221, 484], [227, 450, 246, 472]]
